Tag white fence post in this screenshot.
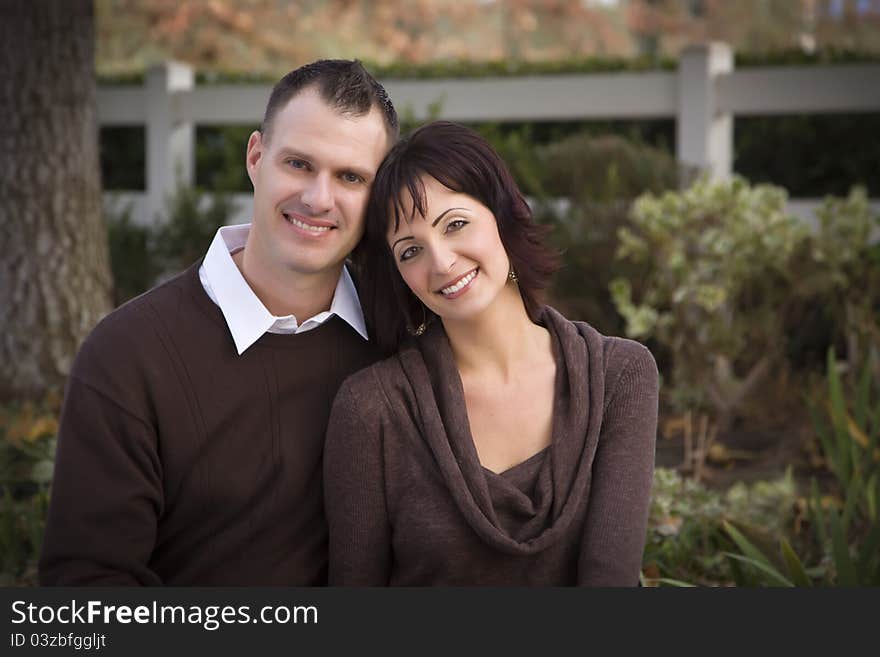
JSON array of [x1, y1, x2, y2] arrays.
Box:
[[145, 61, 194, 223], [677, 42, 733, 181]]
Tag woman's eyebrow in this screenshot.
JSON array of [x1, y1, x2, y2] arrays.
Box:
[[391, 235, 414, 250], [431, 207, 470, 227]]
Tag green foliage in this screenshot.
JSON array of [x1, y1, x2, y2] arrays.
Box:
[[643, 467, 797, 586], [810, 348, 880, 533], [611, 176, 810, 422], [196, 125, 256, 192], [805, 188, 880, 373], [734, 49, 880, 68], [723, 348, 880, 586], [153, 185, 238, 274], [0, 399, 59, 586], [472, 123, 549, 199], [534, 134, 684, 335], [397, 97, 445, 137], [106, 200, 163, 306], [105, 184, 238, 306], [540, 133, 682, 203]]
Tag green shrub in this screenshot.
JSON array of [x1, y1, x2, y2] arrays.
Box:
[[643, 467, 797, 586], [196, 125, 255, 192], [611, 176, 810, 427], [804, 187, 880, 377], [534, 133, 686, 335], [0, 399, 59, 586], [106, 184, 238, 306], [106, 200, 162, 305], [722, 347, 880, 586], [540, 133, 682, 203], [153, 185, 238, 275]]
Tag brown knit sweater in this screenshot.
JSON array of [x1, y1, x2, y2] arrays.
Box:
[[324, 307, 658, 586], [40, 262, 379, 586]]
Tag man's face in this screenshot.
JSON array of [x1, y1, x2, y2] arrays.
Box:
[[245, 88, 390, 280]]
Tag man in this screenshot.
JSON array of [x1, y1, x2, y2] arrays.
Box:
[[39, 60, 399, 585]]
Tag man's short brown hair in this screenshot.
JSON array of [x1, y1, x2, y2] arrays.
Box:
[[261, 59, 399, 144]]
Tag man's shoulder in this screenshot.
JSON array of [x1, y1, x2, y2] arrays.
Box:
[[96, 263, 206, 330], [73, 264, 210, 374]]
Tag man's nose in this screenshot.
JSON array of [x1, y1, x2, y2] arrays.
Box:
[[301, 173, 333, 214]]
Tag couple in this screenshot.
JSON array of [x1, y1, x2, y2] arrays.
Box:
[[39, 60, 658, 587]]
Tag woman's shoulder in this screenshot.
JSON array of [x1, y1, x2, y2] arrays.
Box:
[[333, 342, 419, 416], [547, 307, 657, 393], [598, 334, 656, 373], [545, 307, 653, 365]]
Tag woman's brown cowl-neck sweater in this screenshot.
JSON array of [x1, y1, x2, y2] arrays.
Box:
[[323, 306, 658, 586]]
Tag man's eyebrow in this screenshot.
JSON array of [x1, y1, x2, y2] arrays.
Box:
[[278, 146, 374, 180], [275, 149, 373, 179], [432, 207, 469, 227], [391, 235, 414, 250], [277, 148, 311, 160]]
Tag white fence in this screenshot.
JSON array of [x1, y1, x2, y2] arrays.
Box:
[[98, 43, 880, 226]]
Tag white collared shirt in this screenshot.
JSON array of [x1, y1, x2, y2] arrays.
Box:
[[198, 224, 368, 355]]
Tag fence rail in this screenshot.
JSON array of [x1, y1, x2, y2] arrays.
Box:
[[97, 43, 880, 226]]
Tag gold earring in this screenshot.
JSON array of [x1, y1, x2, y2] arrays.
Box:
[[508, 268, 519, 284], [410, 305, 427, 336]]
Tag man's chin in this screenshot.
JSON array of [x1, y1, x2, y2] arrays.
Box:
[[280, 256, 348, 279]]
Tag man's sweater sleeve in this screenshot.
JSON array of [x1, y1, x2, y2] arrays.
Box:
[[324, 377, 392, 586], [39, 346, 164, 586], [578, 341, 659, 586]]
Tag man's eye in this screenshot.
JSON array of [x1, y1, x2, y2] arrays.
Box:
[[341, 172, 364, 184], [447, 219, 469, 232], [287, 159, 308, 169], [399, 245, 419, 262]]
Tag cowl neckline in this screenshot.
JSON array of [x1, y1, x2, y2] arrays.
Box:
[[394, 306, 606, 555]]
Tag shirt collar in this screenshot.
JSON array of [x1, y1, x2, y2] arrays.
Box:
[[200, 224, 367, 355]]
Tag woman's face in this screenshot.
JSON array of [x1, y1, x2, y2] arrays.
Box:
[[386, 175, 513, 324]]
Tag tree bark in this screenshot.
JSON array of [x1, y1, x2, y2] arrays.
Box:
[[0, 0, 112, 401]]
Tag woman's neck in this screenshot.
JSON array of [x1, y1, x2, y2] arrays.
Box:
[[442, 288, 550, 382]]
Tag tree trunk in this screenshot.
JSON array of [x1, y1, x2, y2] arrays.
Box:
[[0, 0, 112, 401]]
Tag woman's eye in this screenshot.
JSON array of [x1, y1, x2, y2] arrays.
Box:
[[399, 245, 419, 262], [447, 219, 468, 232]]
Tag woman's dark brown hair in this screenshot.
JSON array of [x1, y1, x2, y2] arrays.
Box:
[[353, 121, 559, 356]]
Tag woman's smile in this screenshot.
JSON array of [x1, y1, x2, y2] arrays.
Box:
[[437, 268, 479, 298]]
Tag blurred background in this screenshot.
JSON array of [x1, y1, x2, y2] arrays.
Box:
[[2, 0, 879, 587]]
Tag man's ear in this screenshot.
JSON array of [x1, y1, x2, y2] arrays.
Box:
[[245, 130, 264, 188]]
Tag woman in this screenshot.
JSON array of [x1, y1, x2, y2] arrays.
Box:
[[324, 121, 658, 586]]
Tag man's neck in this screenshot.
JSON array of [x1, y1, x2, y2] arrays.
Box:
[[232, 248, 339, 321]]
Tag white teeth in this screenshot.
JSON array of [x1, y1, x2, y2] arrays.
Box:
[[285, 214, 331, 232], [441, 270, 477, 296]]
